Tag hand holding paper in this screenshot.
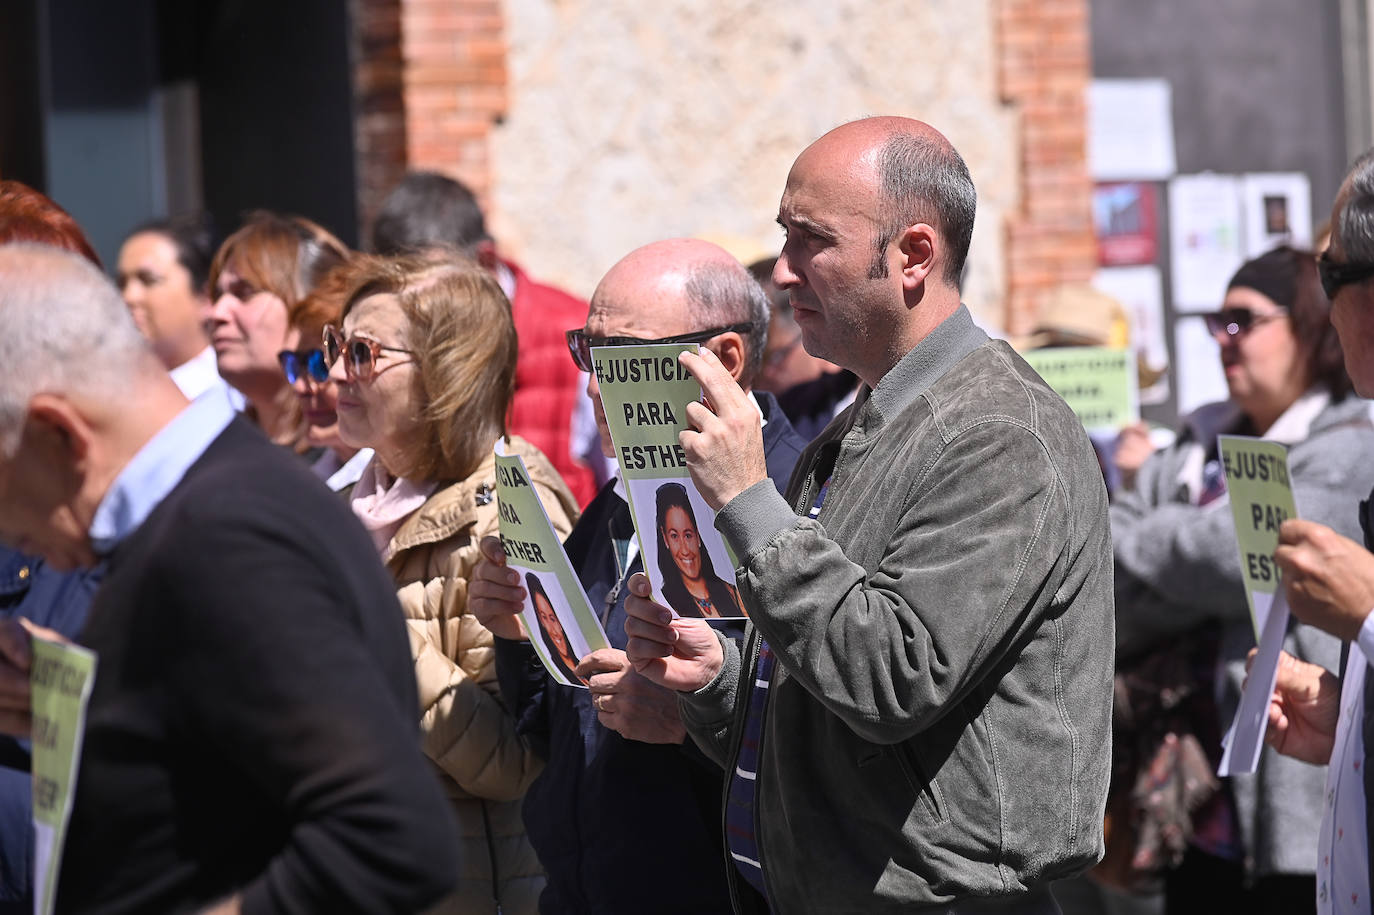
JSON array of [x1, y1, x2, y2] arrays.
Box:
[[0, 618, 32, 737], [1274, 518, 1374, 642], [578, 648, 688, 744], [1255, 649, 1338, 766], [623, 572, 723, 692], [469, 536, 531, 642], [678, 348, 768, 511]]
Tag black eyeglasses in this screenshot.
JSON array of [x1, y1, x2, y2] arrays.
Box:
[[1317, 250, 1374, 300], [277, 348, 330, 385], [323, 324, 414, 382], [1201, 308, 1287, 339], [564, 323, 756, 373]]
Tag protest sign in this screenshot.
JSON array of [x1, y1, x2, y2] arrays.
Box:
[[591, 343, 747, 619], [1218, 436, 1296, 639], [1022, 346, 1138, 432], [30, 638, 96, 915], [494, 441, 609, 687], [1214, 435, 1297, 776]]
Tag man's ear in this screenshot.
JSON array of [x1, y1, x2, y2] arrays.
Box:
[[706, 333, 747, 383], [896, 223, 940, 292], [473, 240, 500, 273], [24, 395, 93, 471]]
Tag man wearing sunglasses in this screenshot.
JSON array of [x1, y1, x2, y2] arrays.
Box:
[[619, 118, 1114, 913], [1267, 149, 1374, 912], [0, 244, 459, 913], [470, 238, 807, 914]]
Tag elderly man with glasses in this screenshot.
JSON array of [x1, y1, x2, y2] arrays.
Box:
[[469, 238, 807, 914]]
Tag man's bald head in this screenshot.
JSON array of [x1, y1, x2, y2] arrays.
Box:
[[590, 239, 770, 385], [797, 117, 976, 287], [0, 243, 157, 456]]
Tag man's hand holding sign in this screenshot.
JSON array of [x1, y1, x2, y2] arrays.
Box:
[[1275, 518, 1374, 641], [622, 348, 765, 693]]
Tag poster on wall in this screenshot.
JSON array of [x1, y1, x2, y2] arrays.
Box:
[[1240, 172, 1313, 257], [1093, 183, 1158, 266], [1088, 79, 1177, 181], [1092, 265, 1170, 406], [1168, 174, 1245, 311]]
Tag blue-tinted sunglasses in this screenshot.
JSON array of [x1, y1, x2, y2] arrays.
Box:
[[277, 348, 330, 385]]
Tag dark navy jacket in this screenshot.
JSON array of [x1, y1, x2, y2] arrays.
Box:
[[495, 391, 806, 914], [0, 549, 99, 913]]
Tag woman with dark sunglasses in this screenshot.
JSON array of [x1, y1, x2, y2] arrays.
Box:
[[278, 257, 373, 497], [326, 248, 579, 915], [1108, 246, 1374, 913], [205, 211, 349, 445]]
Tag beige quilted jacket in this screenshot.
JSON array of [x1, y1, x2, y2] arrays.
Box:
[[385, 436, 579, 915]]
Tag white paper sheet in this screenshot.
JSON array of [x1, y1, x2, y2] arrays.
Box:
[[1168, 174, 1244, 311], [1089, 79, 1177, 181], [1219, 589, 1289, 776]]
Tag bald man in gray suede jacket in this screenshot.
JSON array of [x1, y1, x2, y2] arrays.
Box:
[[621, 118, 1114, 914]]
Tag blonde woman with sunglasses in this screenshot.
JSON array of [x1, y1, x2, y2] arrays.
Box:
[[326, 248, 578, 915]]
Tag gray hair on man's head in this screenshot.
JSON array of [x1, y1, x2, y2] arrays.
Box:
[[872, 131, 977, 287], [0, 243, 154, 456], [1337, 148, 1374, 264], [683, 260, 771, 388]]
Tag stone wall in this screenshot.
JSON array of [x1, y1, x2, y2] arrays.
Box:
[[356, 0, 1096, 332]]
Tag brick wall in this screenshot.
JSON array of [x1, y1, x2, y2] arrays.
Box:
[[352, 0, 407, 242], [351, 0, 508, 243], [996, 0, 1098, 334]]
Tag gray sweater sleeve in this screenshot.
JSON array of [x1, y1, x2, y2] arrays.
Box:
[[677, 631, 743, 769]]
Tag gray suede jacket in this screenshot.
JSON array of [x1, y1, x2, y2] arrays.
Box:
[[680, 306, 1115, 913]]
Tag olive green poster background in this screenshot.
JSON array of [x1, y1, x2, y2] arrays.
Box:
[[1218, 435, 1297, 640], [31, 637, 97, 915], [495, 443, 609, 687], [1023, 346, 1138, 431]]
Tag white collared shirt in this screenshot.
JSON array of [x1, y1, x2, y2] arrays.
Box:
[[168, 345, 244, 412], [1319, 612, 1374, 913]]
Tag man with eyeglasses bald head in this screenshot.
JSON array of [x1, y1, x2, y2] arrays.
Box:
[[469, 238, 807, 914]]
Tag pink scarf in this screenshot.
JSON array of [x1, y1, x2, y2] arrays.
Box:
[[349, 455, 437, 559]]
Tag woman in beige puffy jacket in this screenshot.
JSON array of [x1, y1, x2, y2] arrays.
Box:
[[326, 250, 579, 913]]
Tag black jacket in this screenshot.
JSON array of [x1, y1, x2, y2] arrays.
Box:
[[59, 418, 459, 914], [495, 391, 805, 914]]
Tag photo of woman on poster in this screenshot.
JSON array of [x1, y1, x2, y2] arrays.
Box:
[[526, 572, 583, 683], [654, 482, 745, 618]]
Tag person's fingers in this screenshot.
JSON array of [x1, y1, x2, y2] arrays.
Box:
[[627, 572, 653, 598], [478, 535, 508, 565], [468, 576, 526, 608], [1277, 518, 1322, 546], [577, 649, 628, 684], [624, 593, 673, 628], [0, 666, 29, 711], [0, 620, 32, 673], [682, 399, 719, 434], [0, 709, 31, 739], [680, 349, 748, 415], [623, 612, 679, 645], [625, 634, 675, 664]]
